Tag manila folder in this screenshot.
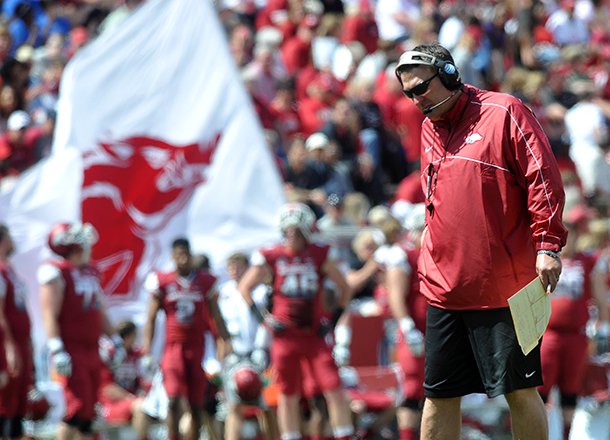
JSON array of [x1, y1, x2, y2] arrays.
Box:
[[507, 277, 551, 356]]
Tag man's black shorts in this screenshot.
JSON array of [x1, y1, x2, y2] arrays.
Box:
[[424, 305, 543, 398]]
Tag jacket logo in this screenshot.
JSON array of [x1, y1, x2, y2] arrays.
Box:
[[464, 133, 483, 144]]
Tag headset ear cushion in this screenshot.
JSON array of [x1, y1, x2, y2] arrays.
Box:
[[437, 61, 460, 90]]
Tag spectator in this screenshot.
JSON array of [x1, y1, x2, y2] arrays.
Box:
[[0, 110, 43, 178], [98, 321, 150, 440]]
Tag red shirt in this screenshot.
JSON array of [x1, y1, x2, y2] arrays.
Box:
[[340, 13, 378, 54], [298, 97, 332, 135], [418, 85, 567, 310], [0, 261, 30, 344], [258, 243, 329, 331], [0, 127, 43, 177], [155, 270, 216, 346], [281, 36, 311, 75], [548, 253, 595, 332]]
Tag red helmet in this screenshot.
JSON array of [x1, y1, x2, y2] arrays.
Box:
[[233, 365, 263, 402], [48, 222, 98, 257], [25, 389, 51, 421]]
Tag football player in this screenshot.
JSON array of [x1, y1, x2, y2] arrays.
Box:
[[142, 237, 229, 440], [39, 222, 126, 440], [0, 224, 34, 439], [239, 202, 355, 440]]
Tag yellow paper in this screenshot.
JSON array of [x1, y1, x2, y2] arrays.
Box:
[[508, 277, 552, 355]]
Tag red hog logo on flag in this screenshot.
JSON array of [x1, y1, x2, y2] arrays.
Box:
[[81, 133, 221, 296]]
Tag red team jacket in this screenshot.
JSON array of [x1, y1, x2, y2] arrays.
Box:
[[418, 85, 568, 310]]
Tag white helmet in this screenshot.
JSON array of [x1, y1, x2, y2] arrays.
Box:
[[278, 203, 316, 240], [48, 222, 98, 258]]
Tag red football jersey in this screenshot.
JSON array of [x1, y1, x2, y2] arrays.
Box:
[[259, 243, 329, 330], [155, 270, 216, 345], [42, 260, 104, 349], [0, 261, 30, 344], [548, 253, 595, 332]]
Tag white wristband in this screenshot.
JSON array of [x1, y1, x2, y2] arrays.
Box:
[[399, 317, 416, 334], [47, 337, 64, 354]]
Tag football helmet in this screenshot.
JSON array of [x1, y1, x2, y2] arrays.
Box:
[[25, 388, 51, 421], [48, 222, 98, 257], [278, 202, 316, 240], [233, 365, 263, 402]]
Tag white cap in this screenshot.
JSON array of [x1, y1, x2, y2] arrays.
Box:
[[305, 132, 329, 151], [7, 110, 31, 131]]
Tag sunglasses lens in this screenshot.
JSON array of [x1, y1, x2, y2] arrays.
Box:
[[403, 73, 437, 99]]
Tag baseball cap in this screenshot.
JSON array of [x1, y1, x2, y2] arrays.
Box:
[[7, 110, 31, 131], [305, 132, 330, 151]]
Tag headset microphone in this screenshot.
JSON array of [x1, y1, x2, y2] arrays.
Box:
[[422, 90, 459, 115]]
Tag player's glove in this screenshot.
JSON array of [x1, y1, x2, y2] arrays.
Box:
[[399, 317, 424, 357], [52, 351, 72, 377], [595, 321, 610, 355], [265, 315, 287, 334], [332, 324, 351, 366], [250, 348, 270, 372], [139, 354, 157, 378]]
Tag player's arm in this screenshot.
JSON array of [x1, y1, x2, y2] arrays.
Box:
[[238, 252, 271, 318], [39, 266, 73, 376], [0, 278, 20, 376], [591, 257, 610, 353], [345, 258, 380, 293], [207, 289, 231, 344], [142, 273, 162, 355], [322, 258, 351, 308], [39, 275, 64, 342]]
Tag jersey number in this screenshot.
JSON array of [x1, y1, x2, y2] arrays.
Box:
[[280, 272, 318, 298], [176, 299, 195, 324]]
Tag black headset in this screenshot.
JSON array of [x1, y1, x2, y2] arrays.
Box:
[[432, 58, 461, 91]]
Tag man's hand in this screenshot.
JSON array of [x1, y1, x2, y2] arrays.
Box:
[[250, 348, 270, 372], [5, 342, 21, 378], [139, 354, 157, 378], [536, 252, 562, 293]]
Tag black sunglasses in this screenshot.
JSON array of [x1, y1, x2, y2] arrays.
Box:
[[403, 72, 438, 99]]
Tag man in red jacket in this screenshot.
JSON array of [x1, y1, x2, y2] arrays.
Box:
[[395, 43, 568, 440]]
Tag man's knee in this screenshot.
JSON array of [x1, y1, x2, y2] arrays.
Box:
[[505, 387, 542, 408]]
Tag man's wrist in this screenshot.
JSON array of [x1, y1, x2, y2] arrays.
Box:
[[399, 317, 416, 334], [537, 249, 561, 260]]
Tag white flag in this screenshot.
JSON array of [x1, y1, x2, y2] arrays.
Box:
[[1, 0, 284, 345]]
